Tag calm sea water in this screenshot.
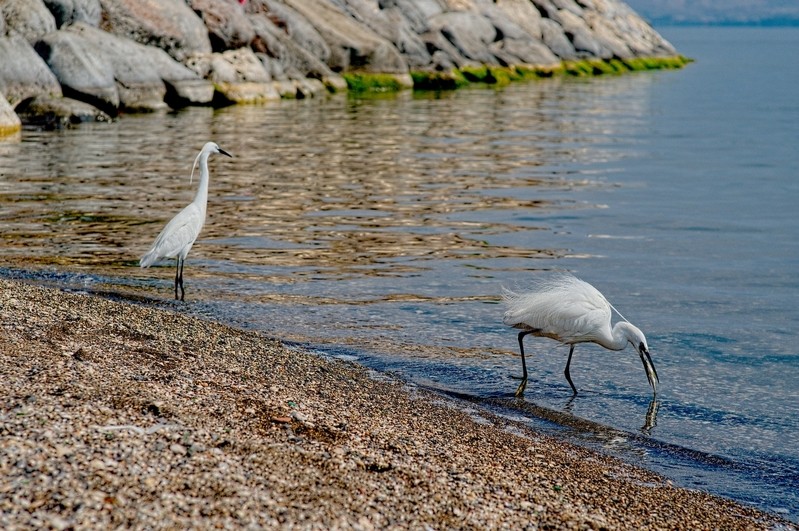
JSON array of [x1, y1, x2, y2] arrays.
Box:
[[1, 26, 798, 522]]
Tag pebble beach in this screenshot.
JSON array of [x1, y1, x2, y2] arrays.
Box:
[[0, 278, 794, 530]]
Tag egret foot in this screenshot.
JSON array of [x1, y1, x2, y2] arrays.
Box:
[[514, 377, 527, 397]]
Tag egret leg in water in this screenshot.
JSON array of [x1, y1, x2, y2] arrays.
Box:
[[502, 273, 659, 397], [140, 142, 232, 301]]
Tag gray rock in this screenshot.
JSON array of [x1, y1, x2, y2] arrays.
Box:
[[98, 0, 212, 62], [1, 0, 57, 41], [36, 23, 211, 114], [335, 0, 431, 68], [190, 48, 280, 104], [427, 11, 496, 65], [0, 93, 21, 136], [139, 45, 214, 107], [248, 14, 347, 92], [0, 35, 62, 108], [283, 0, 408, 74], [16, 95, 111, 128], [489, 37, 559, 67], [552, 8, 609, 58], [552, 0, 583, 16], [420, 30, 471, 69], [254, 0, 332, 65], [583, 11, 632, 59], [378, 0, 438, 34], [539, 17, 576, 59], [58, 24, 170, 112], [476, 2, 560, 66], [43, 0, 101, 28], [35, 28, 120, 114], [495, 0, 544, 40], [188, 0, 255, 52]]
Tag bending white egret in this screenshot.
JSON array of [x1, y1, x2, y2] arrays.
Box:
[[140, 141, 232, 301], [502, 273, 658, 398]]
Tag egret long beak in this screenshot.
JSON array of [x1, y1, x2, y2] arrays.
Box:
[[639, 348, 659, 395], [219, 148, 233, 158]]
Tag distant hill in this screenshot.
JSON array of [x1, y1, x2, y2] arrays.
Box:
[[624, 0, 799, 25]]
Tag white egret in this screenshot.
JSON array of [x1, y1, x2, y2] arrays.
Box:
[[502, 273, 658, 397], [140, 141, 232, 301]]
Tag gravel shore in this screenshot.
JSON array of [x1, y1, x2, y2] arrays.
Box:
[[0, 279, 793, 530]]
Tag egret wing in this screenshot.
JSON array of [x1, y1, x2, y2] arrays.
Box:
[[502, 274, 612, 343], [140, 204, 204, 266]]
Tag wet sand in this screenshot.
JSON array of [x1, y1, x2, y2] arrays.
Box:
[[1, 279, 793, 529]]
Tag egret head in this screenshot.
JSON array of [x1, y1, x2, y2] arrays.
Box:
[[621, 322, 659, 395], [202, 141, 233, 158], [191, 142, 232, 183]]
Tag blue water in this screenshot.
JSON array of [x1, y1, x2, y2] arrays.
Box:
[[1, 26, 797, 522]]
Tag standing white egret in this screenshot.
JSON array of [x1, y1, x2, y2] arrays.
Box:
[[502, 273, 658, 397], [140, 141, 232, 301]]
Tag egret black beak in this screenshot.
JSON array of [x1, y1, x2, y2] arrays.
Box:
[[219, 148, 233, 158], [639, 347, 659, 395]]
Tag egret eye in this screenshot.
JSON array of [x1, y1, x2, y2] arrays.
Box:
[[639, 342, 646, 353]]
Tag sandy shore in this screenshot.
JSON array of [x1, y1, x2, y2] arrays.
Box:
[[0, 278, 793, 530]]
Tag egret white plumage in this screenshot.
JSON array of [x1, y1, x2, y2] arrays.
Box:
[[140, 141, 232, 301], [502, 273, 658, 398]]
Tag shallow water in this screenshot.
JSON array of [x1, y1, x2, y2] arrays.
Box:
[[2, 26, 798, 522]]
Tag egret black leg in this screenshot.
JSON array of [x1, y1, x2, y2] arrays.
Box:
[[177, 258, 185, 301], [514, 330, 534, 397], [174, 258, 181, 300], [564, 344, 577, 395]]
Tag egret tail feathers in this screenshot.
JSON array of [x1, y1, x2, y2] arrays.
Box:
[[140, 248, 157, 268]]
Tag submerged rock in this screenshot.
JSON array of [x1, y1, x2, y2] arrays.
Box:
[[16, 95, 112, 128]]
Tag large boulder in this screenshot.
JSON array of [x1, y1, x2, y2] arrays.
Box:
[[426, 12, 496, 65], [187, 48, 280, 104], [42, 0, 101, 28], [188, 0, 255, 52], [283, 0, 408, 74], [248, 13, 347, 91], [584, 11, 633, 59], [334, 0, 431, 68], [389, 0, 446, 27], [35, 28, 126, 114], [495, 0, 543, 40], [551, 8, 610, 58], [1, 0, 57, 41], [0, 93, 21, 137], [251, 0, 332, 65], [538, 17, 576, 59], [478, 2, 561, 66], [596, 2, 676, 57], [36, 23, 213, 114], [98, 0, 212, 62], [125, 45, 212, 107], [0, 35, 62, 108]]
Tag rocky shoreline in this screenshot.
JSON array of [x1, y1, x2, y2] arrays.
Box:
[[1, 0, 687, 134], [1, 278, 794, 529]]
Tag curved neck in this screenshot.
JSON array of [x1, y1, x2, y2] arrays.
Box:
[[600, 321, 636, 351], [193, 152, 211, 214]]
